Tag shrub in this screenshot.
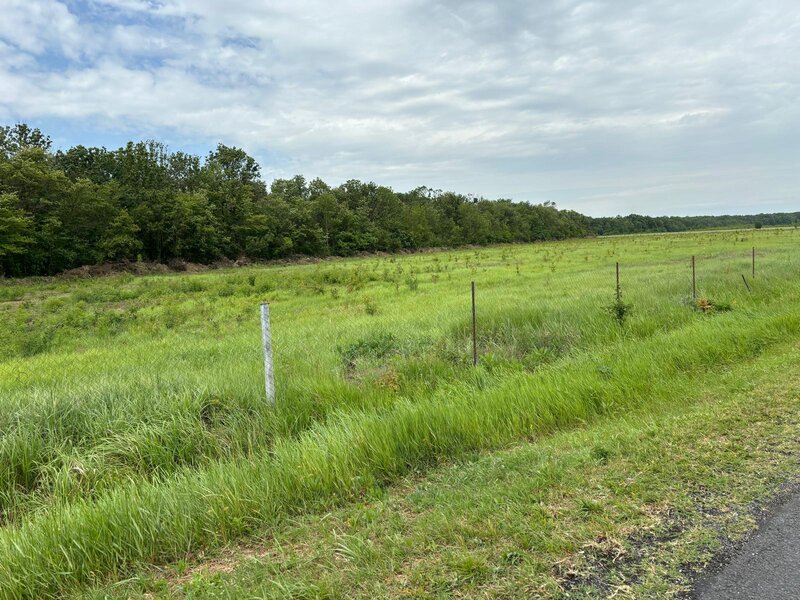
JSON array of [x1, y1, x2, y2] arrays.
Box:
[[608, 298, 632, 326]]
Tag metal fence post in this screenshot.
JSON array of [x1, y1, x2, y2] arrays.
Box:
[[471, 281, 478, 366], [616, 262, 621, 303], [752, 247, 756, 278], [692, 256, 697, 300], [260, 303, 275, 404]]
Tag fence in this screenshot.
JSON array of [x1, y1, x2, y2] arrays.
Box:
[[260, 240, 773, 403]]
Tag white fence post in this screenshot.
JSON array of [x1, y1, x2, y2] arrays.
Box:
[[260, 303, 275, 404]]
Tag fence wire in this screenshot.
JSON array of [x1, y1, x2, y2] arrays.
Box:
[[274, 228, 800, 399]]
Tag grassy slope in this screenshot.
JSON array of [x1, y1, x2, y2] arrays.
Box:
[[3, 304, 800, 597], [1, 228, 799, 597], [1, 229, 791, 524], [83, 340, 800, 599]]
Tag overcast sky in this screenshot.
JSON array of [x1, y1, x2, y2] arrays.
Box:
[[1, 1, 798, 216]]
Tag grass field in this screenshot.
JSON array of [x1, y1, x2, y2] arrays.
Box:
[[1, 227, 800, 598], [81, 337, 800, 599]]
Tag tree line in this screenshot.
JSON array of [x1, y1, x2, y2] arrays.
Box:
[[0, 123, 793, 277], [591, 212, 799, 235]]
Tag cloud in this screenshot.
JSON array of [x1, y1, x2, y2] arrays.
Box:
[[0, 0, 798, 215], [2, 0, 94, 64]]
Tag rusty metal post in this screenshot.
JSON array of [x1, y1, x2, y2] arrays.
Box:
[[471, 281, 478, 367], [616, 262, 621, 303], [692, 256, 696, 301], [752, 247, 755, 278], [742, 274, 752, 293]]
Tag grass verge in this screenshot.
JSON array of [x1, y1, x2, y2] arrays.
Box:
[[82, 339, 800, 599], [1, 305, 799, 598]]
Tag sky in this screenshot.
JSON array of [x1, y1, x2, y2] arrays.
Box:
[[1, 0, 798, 217]]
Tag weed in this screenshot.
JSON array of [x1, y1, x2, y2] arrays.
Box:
[[362, 295, 378, 315], [338, 332, 400, 370], [608, 297, 633, 326], [696, 298, 734, 313]]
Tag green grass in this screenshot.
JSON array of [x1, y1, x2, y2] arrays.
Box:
[[79, 339, 800, 599], [0, 227, 798, 598]]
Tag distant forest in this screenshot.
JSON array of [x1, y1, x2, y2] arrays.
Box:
[[1, 123, 796, 277]]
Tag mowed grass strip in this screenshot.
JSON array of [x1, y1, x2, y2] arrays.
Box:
[[0, 305, 799, 598], [85, 339, 800, 599]]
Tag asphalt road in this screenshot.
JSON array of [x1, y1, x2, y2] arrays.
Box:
[[693, 490, 800, 599]]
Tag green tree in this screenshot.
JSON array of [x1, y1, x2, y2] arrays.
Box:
[[54, 145, 116, 184], [0, 123, 52, 160], [98, 210, 143, 261], [0, 148, 71, 218], [169, 191, 223, 262], [58, 179, 118, 264], [202, 145, 264, 255], [130, 191, 177, 262], [0, 193, 34, 276], [168, 151, 203, 192]]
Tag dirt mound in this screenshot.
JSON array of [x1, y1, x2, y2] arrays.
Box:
[[61, 260, 208, 279]]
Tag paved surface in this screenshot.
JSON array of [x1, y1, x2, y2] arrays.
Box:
[[694, 491, 800, 599]]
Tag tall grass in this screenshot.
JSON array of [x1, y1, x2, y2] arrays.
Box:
[[0, 305, 799, 597]]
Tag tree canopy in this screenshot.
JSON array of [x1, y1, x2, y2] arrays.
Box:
[[0, 123, 795, 277]]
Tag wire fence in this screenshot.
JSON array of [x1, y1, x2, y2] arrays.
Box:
[[262, 230, 800, 403]]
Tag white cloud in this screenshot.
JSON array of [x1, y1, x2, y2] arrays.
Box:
[[0, 0, 87, 58], [0, 0, 798, 215]]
